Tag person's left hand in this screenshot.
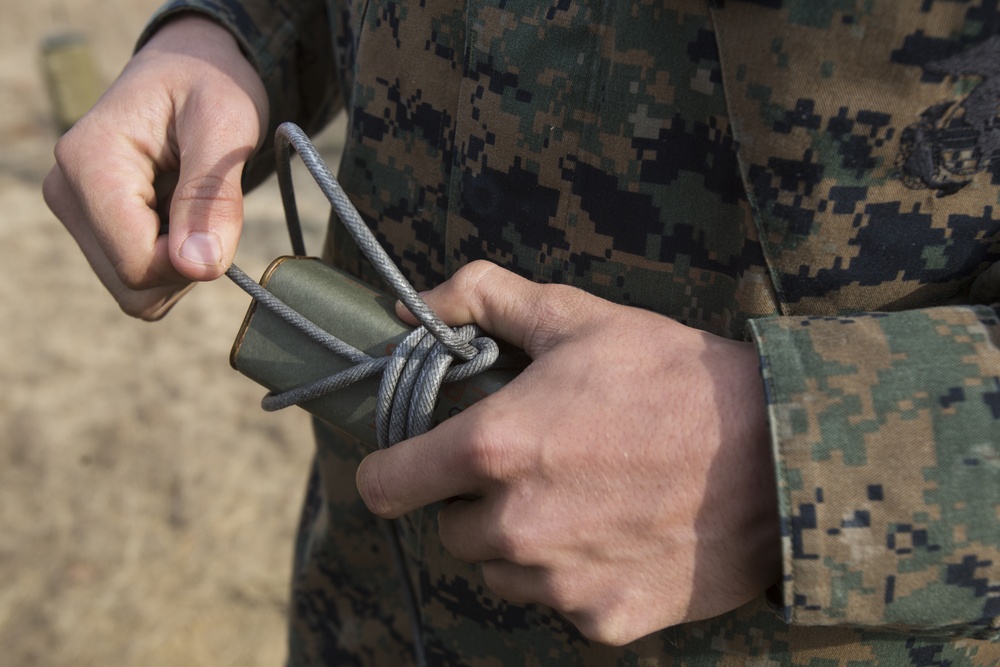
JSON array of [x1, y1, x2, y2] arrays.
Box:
[[356, 260, 781, 645]]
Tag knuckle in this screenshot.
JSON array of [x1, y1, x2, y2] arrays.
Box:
[[52, 126, 83, 167], [41, 169, 66, 213], [51, 138, 72, 174], [171, 173, 242, 231], [356, 459, 394, 518], [117, 284, 191, 321], [480, 564, 538, 606], [485, 511, 531, 562], [49, 139, 89, 207], [173, 173, 240, 209], [117, 296, 150, 319], [453, 259, 497, 288], [119, 298, 163, 321], [113, 258, 157, 292], [52, 115, 105, 176], [455, 259, 503, 305], [539, 573, 577, 613], [532, 284, 587, 341], [112, 267, 144, 292], [480, 563, 520, 602], [190, 94, 259, 132], [569, 610, 632, 647], [460, 418, 509, 481]]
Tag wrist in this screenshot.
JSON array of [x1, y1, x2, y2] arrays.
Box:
[[140, 13, 245, 61]]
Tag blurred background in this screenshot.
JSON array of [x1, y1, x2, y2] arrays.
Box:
[[0, 1, 345, 664]]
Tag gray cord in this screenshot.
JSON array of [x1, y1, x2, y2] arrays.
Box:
[[272, 122, 478, 362], [225, 122, 511, 447], [224, 122, 525, 667]]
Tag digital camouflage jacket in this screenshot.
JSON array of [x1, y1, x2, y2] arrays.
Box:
[[142, 1, 1000, 665]]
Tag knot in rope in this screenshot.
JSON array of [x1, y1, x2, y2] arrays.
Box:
[[377, 324, 499, 448], [226, 122, 511, 449]]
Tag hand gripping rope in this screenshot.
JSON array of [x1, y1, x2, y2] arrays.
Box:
[[224, 122, 519, 450], [222, 122, 521, 665]]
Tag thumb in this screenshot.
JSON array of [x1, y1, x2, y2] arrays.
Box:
[[167, 99, 261, 281], [396, 260, 593, 355]]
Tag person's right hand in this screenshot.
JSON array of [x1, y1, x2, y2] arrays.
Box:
[[43, 15, 268, 320]]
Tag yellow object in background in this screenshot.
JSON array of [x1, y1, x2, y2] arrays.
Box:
[[40, 33, 103, 133]]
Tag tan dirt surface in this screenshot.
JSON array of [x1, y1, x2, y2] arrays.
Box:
[[0, 2, 345, 664]]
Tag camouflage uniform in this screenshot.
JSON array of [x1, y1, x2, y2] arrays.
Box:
[[141, 0, 1000, 664]]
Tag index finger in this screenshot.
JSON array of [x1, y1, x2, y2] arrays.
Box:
[[43, 164, 193, 320], [355, 408, 490, 519], [53, 113, 183, 291]]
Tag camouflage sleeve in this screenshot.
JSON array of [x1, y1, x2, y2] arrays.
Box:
[[749, 302, 1000, 639], [135, 0, 341, 189]]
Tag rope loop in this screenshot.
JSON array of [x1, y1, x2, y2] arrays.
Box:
[[275, 122, 479, 362], [377, 325, 499, 448], [227, 122, 509, 448]]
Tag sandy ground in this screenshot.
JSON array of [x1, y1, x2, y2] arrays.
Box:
[[0, 2, 345, 664]]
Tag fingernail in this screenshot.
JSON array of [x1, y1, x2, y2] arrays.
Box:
[[179, 232, 222, 266]]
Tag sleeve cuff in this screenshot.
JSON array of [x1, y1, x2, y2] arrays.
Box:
[[750, 305, 1000, 639], [136, 0, 296, 84]]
